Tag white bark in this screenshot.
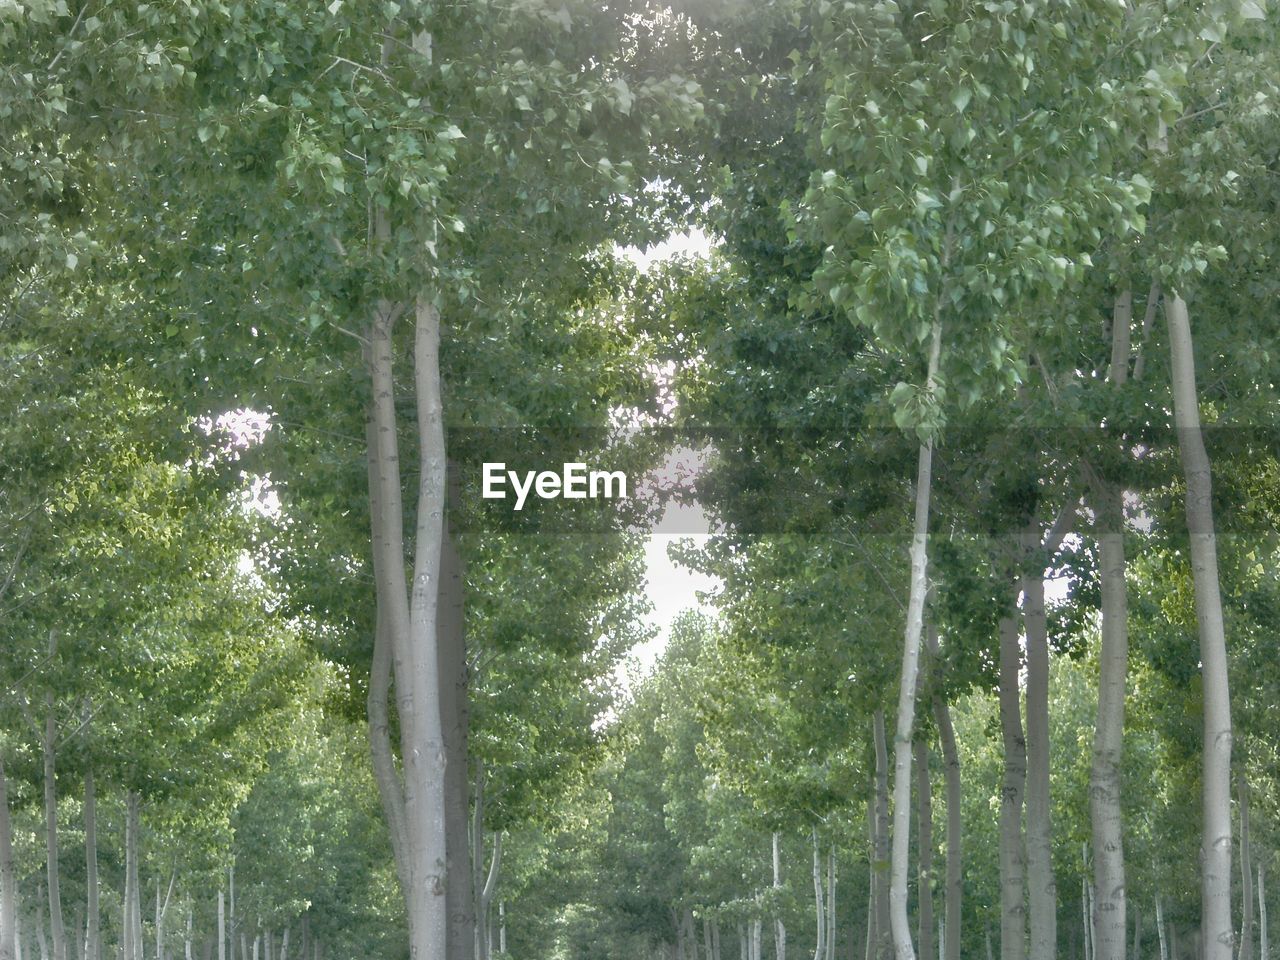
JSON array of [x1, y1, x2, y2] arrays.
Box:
[[773, 834, 786, 960], [82, 770, 97, 960], [1022, 550, 1057, 960], [366, 296, 450, 958], [1241, 772, 1255, 960], [1156, 897, 1167, 960], [826, 847, 836, 960], [813, 830, 825, 960], [218, 891, 226, 960], [43, 640, 66, 960], [1260, 864, 1268, 960], [1166, 294, 1233, 960], [888, 318, 943, 960], [0, 758, 16, 960], [915, 741, 934, 960], [998, 611, 1027, 960], [873, 713, 891, 960]]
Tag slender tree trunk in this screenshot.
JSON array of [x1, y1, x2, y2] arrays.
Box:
[[43, 657, 66, 960], [873, 713, 891, 960], [1083, 871, 1093, 960], [1241, 772, 1255, 960], [124, 794, 142, 960], [814, 830, 826, 960], [82, 770, 98, 960], [1022, 556, 1056, 960], [915, 741, 934, 960], [740, 924, 747, 960], [478, 834, 502, 960], [752, 919, 762, 960], [1132, 903, 1140, 960], [439, 518, 473, 960], [1259, 864, 1268, 960], [1166, 294, 1233, 960], [826, 846, 836, 960], [156, 871, 175, 960], [0, 758, 17, 960], [34, 892, 48, 960], [498, 902, 506, 956], [185, 908, 193, 960], [705, 918, 714, 960], [1087, 292, 1133, 960], [1156, 897, 1167, 960], [866, 801, 877, 960], [888, 320, 943, 960], [218, 891, 225, 960], [998, 610, 1027, 960], [773, 834, 786, 960], [926, 623, 962, 960], [713, 920, 722, 960], [366, 296, 450, 960]]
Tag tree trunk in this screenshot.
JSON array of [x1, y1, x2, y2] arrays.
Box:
[[1260, 864, 1268, 960], [439, 519, 473, 960], [1022, 559, 1056, 960], [365, 296, 450, 960], [1082, 866, 1092, 960], [1132, 903, 1140, 960], [43, 654, 67, 960], [82, 771, 98, 960], [1089, 490, 1128, 960], [478, 833, 502, 960], [34, 892, 48, 960], [998, 611, 1027, 960], [873, 713, 891, 960], [1156, 897, 1167, 960], [218, 892, 226, 960], [826, 846, 836, 960], [185, 908, 193, 960], [865, 801, 877, 960], [773, 834, 786, 960], [1, 758, 17, 960], [814, 830, 826, 960], [926, 623, 962, 960], [915, 741, 934, 960], [1087, 291, 1133, 960], [1241, 772, 1255, 960], [156, 871, 175, 960], [123, 793, 142, 960], [752, 919, 762, 960], [498, 902, 506, 957], [888, 319, 943, 960], [1166, 294, 1233, 960]]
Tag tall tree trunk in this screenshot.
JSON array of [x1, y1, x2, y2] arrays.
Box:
[[752, 918, 762, 960], [888, 320, 943, 960], [1022, 555, 1056, 960], [218, 892, 225, 960], [439, 519, 473, 960], [156, 870, 175, 960], [1090, 490, 1128, 960], [926, 623, 962, 960], [478, 834, 502, 960], [998, 611, 1027, 960], [124, 793, 142, 960], [1132, 903, 1140, 960], [499, 902, 506, 957], [366, 296, 450, 960], [43, 653, 66, 960], [1087, 292, 1133, 960], [773, 833, 786, 960], [814, 830, 826, 960], [82, 770, 97, 960], [1166, 294, 1233, 960], [0, 758, 16, 960], [865, 799, 877, 960], [34, 891, 48, 960], [826, 846, 836, 960], [873, 713, 891, 960], [1156, 897, 1167, 960], [1241, 772, 1255, 960], [915, 741, 934, 960], [1260, 864, 1268, 960], [185, 908, 193, 960]]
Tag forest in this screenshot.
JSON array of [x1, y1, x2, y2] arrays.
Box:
[[2, 1, 1279, 960]]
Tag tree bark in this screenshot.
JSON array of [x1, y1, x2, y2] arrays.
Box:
[[1166, 294, 1233, 960], [1021, 554, 1056, 960], [814, 830, 826, 960], [915, 741, 934, 960], [218, 892, 226, 960], [997, 611, 1027, 960], [1260, 864, 1268, 960], [157, 870, 175, 960], [439, 518, 473, 960], [825, 846, 836, 960], [0, 758, 16, 960], [1155, 897, 1167, 960], [873, 713, 891, 960], [43, 644, 67, 960], [82, 770, 97, 960], [478, 833, 502, 960], [1241, 771, 1255, 960], [926, 624, 962, 960], [773, 833, 786, 960], [366, 296, 450, 959], [1132, 903, 1140, 960], [888, 319, 943, 960]]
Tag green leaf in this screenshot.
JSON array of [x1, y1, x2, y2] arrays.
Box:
[[951, 87, 971, 112]]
